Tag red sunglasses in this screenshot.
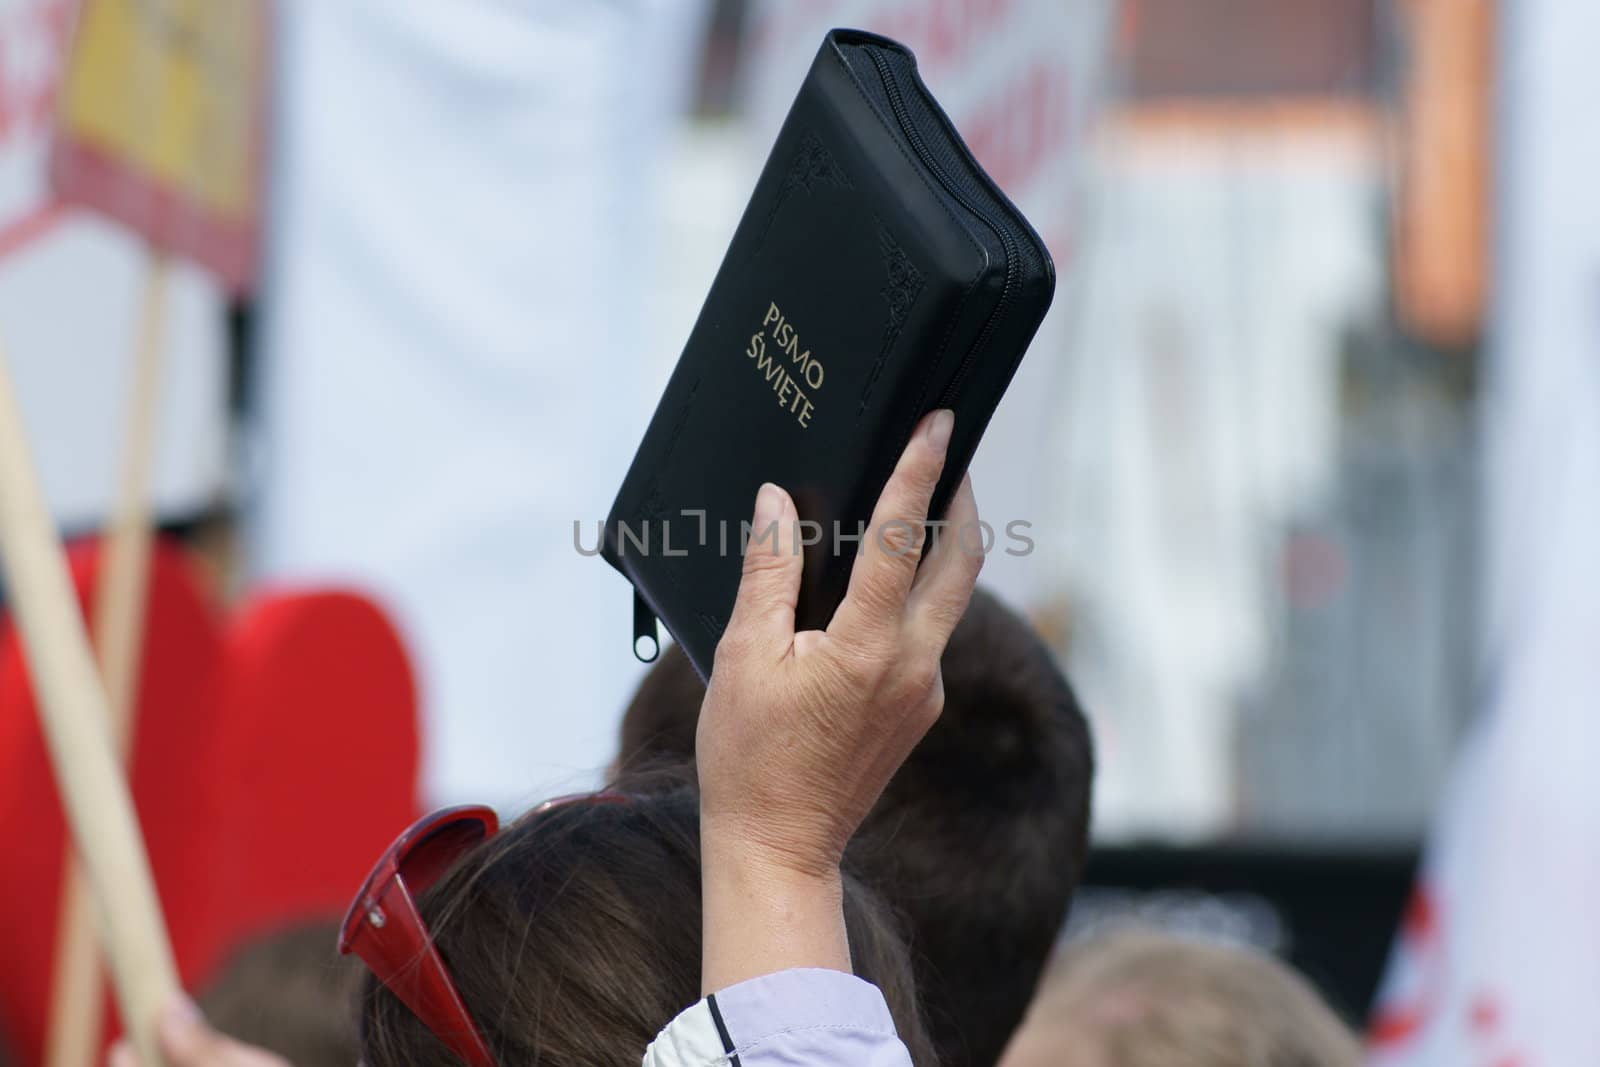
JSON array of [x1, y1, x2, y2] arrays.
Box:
[[339, 795, 630, 1067]]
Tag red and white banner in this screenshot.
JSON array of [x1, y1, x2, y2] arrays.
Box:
[[746, 0, 1110, 259], [50, 0, 269, 292], [1368, 1, 1600, 1062], [744, 0, 1117, 611], [0, 0, 227, 530]]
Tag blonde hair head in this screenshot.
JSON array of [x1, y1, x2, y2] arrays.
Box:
[[1000, 928, 1362, 1067]]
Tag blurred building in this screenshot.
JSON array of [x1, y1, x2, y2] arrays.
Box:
[[1054, 0, 1483, 839]]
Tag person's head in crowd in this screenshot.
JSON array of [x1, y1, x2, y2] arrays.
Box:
[[358, 769, 938, 1067], [999, 928, 1363, 1067], [617, 587, 1096, 1067], [197, 920, 363, 1067]]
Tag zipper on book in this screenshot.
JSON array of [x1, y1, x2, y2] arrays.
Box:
[[864, 47, 1019, 408]]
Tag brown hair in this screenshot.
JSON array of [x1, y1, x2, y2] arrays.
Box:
[[199, 920, 364, 1067], [1001, 929, 1363, 1067], [618, 588, 1095, 1067], [358, 771, 935, 1067]]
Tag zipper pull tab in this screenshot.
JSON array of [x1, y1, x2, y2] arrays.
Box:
[[632, 589, 659, 663]]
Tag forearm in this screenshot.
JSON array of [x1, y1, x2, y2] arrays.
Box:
[[700, 824, 851, 996]]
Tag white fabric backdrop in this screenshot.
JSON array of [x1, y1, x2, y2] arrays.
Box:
[[251, 0, 708, 810], [1368, 1, 1600, 1061]]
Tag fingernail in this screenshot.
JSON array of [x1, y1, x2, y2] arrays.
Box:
[[753, 482, 784, 529], [925, 409, 954, 454]]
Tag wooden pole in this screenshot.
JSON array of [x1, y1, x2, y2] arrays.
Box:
[[43, 256, 171, 1067], [0, 335, 177, 1066]]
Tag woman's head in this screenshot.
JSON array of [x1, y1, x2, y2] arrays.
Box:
[[357, 772, 933, 1066]]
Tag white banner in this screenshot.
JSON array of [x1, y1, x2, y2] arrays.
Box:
[[250, 0, 710, 809]]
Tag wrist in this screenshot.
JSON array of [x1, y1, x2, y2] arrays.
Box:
[[702, 827, 844, 907], [700, 806, 845, 885], [700, 811, 850, 995]]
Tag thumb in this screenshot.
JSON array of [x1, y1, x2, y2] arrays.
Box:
[[725, 482, 803, 648]]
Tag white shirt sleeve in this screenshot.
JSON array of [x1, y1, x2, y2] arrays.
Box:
[[642, 968, 915, 1067]]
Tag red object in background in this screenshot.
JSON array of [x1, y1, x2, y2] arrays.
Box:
[[0, 540, 420, 1064], [0, 541, 223, 1062], [205, 590, 422, 955]]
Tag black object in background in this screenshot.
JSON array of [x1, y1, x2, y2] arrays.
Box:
[[1074, 843, 1419, 1024]]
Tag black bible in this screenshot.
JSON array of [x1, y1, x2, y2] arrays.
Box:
[[602, 28, 1056, 679]]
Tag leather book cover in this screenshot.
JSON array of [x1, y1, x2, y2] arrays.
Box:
[[602, 28, 1056, 678]]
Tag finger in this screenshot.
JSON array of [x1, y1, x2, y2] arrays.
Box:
[[907, 473, 983, 651], [108, 1040, 136, 1067], [834, 409, 954, 638], [722, 482, 803, 651]]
